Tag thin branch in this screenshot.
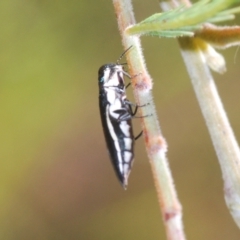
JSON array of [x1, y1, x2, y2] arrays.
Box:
[[112, 0, 186, 239], [160, 0, 240, 229], [178, 37, 240, 229]]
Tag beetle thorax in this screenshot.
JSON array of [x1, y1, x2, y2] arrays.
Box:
[[103, 65, 124, 87]]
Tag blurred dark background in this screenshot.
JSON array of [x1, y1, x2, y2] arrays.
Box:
[[1, 1, 240, 239]]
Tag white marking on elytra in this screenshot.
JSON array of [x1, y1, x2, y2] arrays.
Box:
[[124, 138, 132, 150], [109, 99, 122, 119], [123, 163, 129, 176], [106, 105, 122, 154], [106, 105, 133, 176], [120, 121, 130, 137], [106, 88, 126, 110], [117, 152, 123, 173], [105, 89, 117, 105], [124, 151, 132, 163]]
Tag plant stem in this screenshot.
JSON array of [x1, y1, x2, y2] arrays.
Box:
[[112, 0, 186, 239], [179, 37, 240, 228], [161, 0, 240, 229]]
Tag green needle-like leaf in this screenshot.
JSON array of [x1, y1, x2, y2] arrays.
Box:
[[126, 0, 240, 36], [146, 30, 194, 37]]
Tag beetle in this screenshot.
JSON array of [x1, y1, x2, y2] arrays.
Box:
[[98, 47, 142, 189]]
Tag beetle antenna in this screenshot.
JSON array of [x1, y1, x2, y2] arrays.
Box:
[[119, 62, 128, 66], [116, 46, 133, 64]]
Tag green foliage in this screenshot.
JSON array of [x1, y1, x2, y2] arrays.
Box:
[[127, 0, 240, 37]]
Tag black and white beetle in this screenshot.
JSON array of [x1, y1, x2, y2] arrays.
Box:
[[98, 47, 142, 189]]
